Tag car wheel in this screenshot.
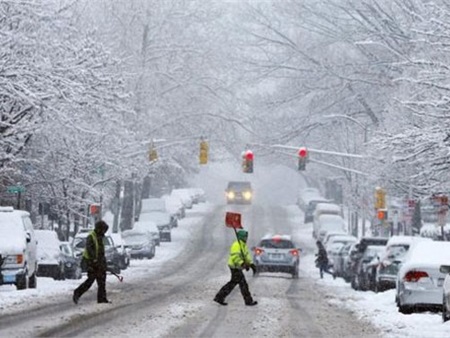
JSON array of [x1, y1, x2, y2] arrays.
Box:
[[443, 297, 450, 322], [351, 276, 358, 290], [399, 304, 413, 314], [28, 272, 37, 289], [16, 271, 29, 290]]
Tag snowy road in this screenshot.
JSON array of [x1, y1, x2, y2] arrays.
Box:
[[0, 203, 380, 337]]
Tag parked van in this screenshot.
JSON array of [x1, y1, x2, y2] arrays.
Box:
[[0, 207, 38, 290], [313, 203, 342, 238], [316, 214, 347, 242]]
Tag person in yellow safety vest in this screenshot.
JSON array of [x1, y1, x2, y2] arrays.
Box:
[[214, 229, 258, 306], [73, 220, 110, 304]]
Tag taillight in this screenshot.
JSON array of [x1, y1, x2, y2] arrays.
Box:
[[289, 249, 299, 257], [17, 254, 24, 264], [254, 248, 264, 256], [404, 270, 429, 282]]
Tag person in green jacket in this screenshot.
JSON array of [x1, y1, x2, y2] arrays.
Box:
[[214, 229, 257, 306], [73, 220, 110, 304]]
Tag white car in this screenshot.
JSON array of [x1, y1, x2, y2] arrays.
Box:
[[316, 214, 347, 243], [396, 240, 450, 314], [163, 194, 185, 220], [171, 189, 194, 209], [134, 220, 161, 246], [141, 197, 177, 227], [35, 230, 65, 280], [139, 212, 172, 242], [0, 207, 38, 290]]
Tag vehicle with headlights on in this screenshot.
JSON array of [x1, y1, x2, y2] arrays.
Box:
[[252, 235, 301, 278], [225, 181, 253, 204]]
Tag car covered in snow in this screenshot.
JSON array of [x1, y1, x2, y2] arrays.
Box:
[[0, 207, 38, 290], [122, 229, 156, 259], [35, 230, 66, 280]]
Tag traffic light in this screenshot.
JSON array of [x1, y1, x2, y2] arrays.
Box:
[[374, 187, 386, 209], [377, 209, 388, 220], [149, 147, 158, 162], [298, 147, 308, 171], [242, 150, 254, 173], [199, 139, 209, 164]]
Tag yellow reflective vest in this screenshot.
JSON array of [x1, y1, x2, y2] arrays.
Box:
[[227, 239, 253, 269], [82, 231, 99, 261]]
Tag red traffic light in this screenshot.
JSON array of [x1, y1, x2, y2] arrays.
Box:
[[298, 147, 308, 158], [245, 150, 254, 161]]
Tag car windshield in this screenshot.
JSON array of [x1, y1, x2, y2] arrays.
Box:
[[60, 244, 73, 256], [260, 239, 294, 249], [123, 234, 147, 245], [227, 182, 251, 190], [73, 237, 86, 250]]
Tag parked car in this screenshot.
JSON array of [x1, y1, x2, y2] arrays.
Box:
[[354, 245, 386, 291], [296, 187, 322, 211], [313, 204, 342, 238], [60, 241, 82, 279], [304, 198, 333, 224], [110, 233, 131, 270], [348, 237, 389, 290], [332, 242, 354, 280], [0, 207, 38, 290], [252, 234, 301, 278], [35, 230, 66, 280], [134, 220, 161, 246], [225, 181, 253, 205], [141, 197, 177, 228], [171, 188, 194, 209], [375, 236, 431, 292], [122, 229, 156, 259], [325, 234, 357, 250], [316, 214, 347, 243], [190, 188, 206, 203], [138, 212, 172, 242], [163, 194, 186, 219], [72, 232, 121, 274], [396, 240, 450, 314]]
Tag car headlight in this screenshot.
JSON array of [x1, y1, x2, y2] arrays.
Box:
[[243, 191, 252, 200], [227, 191, 235, 199], [65, 262, 73, 268]]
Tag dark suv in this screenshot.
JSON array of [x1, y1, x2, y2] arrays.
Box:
[[72, 233, 121, 275], [225, 181, 253, 204]]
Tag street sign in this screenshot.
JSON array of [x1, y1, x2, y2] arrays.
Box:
[[7, 186, 25, 193]]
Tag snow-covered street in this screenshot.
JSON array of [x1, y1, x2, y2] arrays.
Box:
[[0, 202, 448, 337]]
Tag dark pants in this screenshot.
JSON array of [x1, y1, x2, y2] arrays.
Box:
[[215, 268, 253, 304], [319, 263, 332, 279], [74, 268, 107, 302]]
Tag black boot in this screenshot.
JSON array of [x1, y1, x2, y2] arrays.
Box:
[[213, 297, 228, 306], [245, 300, 258, 306]]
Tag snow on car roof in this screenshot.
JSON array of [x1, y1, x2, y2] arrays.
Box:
[[403, 241, 450, 266], [315, 203, 341, 212], [261, 234, 292, 241], [386, 235, 431, 247]]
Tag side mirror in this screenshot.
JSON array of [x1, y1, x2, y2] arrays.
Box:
[[440, 265, 450, 274], [26, 232, 31, 243]]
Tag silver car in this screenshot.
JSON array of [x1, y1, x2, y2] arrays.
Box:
[[396, 241, 450, 314], [252, 235, 300, 279]]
